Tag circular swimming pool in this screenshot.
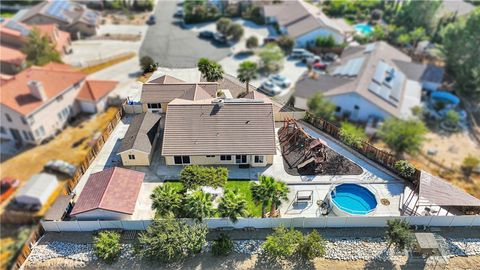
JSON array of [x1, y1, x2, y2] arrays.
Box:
[[354, 23, 373, 35], [328, 183, 377, 216]]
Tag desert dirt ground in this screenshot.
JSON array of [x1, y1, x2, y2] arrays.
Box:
[[23, 254, 480, 270]]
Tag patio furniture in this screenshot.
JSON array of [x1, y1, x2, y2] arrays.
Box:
[[295, 190, 313, 205]]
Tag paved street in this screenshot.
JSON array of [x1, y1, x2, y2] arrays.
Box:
[[139, 0, 230, 68]]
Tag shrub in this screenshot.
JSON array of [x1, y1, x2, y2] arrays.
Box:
[[211, 234, 234, 256], [462, 155, 480, 179], [339, 122, 366, 148], [216, 17, 232, 35], [150, 184, 182, 217], [179, 165, 228, 190], [297, 230, 326, 260], [139, 216, 208, 262], [140, 56, 157, 74], [386, 219, 414, 251], [277, 35, 295, 54], [378, 118, 427, 157], [227, 23, 244, 42], [394, 160, 416, 179], [315, 35, 336, 48], [246, 36, 259, 49], [93, 231, 121, 263], [218, 189, 248, 222], [258, 43, 284, 74], [307, 93, 336, 121], [183, 190, 215, 222], [262, 226, 303, 260]]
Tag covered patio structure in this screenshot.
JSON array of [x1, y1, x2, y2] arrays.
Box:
[[402, 171, 480, 216]]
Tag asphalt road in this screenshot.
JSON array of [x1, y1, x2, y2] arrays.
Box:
[[139, 0, 231, 68]]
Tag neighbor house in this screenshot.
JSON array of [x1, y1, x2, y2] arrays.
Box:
[[294, 41, 445, 121], [0, 19, 72, 55], [263, 0, 351, 46], [16, 0, 100, 39], [0, 44, 26, 75], [0, 63, 117, 145], [130, 74, 277, 167], [70, 167, 144, 220]]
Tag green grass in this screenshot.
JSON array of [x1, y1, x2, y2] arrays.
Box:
[[0, 11, 15, 18], [164, 180, 263, 218]]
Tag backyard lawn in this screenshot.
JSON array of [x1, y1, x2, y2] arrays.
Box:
[[164, 180, 264, 218]]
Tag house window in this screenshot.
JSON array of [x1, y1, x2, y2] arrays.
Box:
[[58, 112, 63, 121], [220, 155, 231, 161], [28, 132, 34, 140], [354, 105, 360, 110], [0, 127, 6, 134], [147, 103, 161, 109], [21, 117, 27, 125], [206, 155, 215, 158], [5, 113, 12, 122], [56, 95, 64, 102], [235, 155, 247, 164], [335, 106, 341, 112], [39, 126, 45, 137], [22, 131, 30, 141], [27, 116, 35, 125], [128, 154, 135, 160], [174, 155, 190, 165], [254, 155, 264, 163]]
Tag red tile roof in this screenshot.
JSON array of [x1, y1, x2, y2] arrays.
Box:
[[71, 167, 144, 216], [77, 80, 118, 101], [0, 45, 26, 64], [0, 63, 86, 116], [32, 24, 71, 54]]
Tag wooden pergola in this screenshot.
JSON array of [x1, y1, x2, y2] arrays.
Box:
[[402, 171, 480, 216]]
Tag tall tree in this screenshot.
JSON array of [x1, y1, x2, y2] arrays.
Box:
[[441, 9, 480, 100], [150, 184, 182, 217], [237, 61, 257, 93], [217, 189, 248, 222], [250, 176, 289, 218], [22, 28, 61, 66], [378, 118, 427, 158], [226, 23, 244, 42], [197, 58, 224, 82], [277, 35, 295, 54], [258, 43, 284, 74], [307, 93, 336, 121], [216, 17, 232, 36], [183, 190, 215, 222], [396, 0, 442, 33]]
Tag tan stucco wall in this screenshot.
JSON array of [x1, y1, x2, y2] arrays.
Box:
[[120, 150, 151, 166], [164, 154, 273, 167]]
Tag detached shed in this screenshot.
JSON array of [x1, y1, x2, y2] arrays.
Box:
[[118, 112, 161, 166], [71, 167, 144, 220], [14, 173, 58, 207]]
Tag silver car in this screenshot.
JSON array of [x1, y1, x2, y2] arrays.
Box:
[[269, 74, 291, 88], [260, 80, 282, 96]]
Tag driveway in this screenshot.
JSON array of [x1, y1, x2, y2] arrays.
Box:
[[139, 0, 230, 68]]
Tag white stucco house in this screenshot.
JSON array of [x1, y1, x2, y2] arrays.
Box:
[[263, 0, 352, 46], [294, 41, 445, 121]]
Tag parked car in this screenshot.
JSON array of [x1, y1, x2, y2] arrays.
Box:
[[313, 62, 327, 71], [302, 54, 322, 65], [322, 52, 338, 63], [213, 33, 228, 45], [174, 7, 183, 18], [0, 177, 19, 202], [198, 30, 214, 39], [269, 74, 292, 88], [146, 15, 156, 25], [259, 80, 282, 96], [290, 48, 310, 59], [44, 160, 76, 177]]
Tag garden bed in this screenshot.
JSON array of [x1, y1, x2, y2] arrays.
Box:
[[279, 127, 363, 176]]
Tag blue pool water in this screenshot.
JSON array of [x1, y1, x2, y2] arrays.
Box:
[[331, 184, 377, 215], [354, 23, 373, 35]]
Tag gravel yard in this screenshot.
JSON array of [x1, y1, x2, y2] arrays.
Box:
[[24, 236, 480, 269]]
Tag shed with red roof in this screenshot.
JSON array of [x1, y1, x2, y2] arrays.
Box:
[[71, 167, 144, 220]]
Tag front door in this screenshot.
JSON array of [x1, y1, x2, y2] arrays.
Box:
[[235, 155, 247, 164], [9, 128, 22, 144]]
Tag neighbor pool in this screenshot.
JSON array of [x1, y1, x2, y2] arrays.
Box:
[[329, 183, 377, 216], [354, 23, 373, 35]]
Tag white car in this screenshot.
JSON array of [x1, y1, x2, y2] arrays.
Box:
[[260, 80, 282, 96], [269, 74, 291, 88]]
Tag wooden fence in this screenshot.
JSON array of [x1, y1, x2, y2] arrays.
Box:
[[10, 107, 125, 270], [303, 112, 421, 184]]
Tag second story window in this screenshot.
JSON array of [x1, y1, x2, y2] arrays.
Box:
[[5, 113, 12, 122], [147, 103, 161, 109], [56, 95, 64, 102], [21, 117, 27, 125]]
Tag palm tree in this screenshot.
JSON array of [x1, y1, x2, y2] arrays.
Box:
[[183, 190, 215, 222], [237, 61, 257, 93], [197, 58, 224, 82], [251, 176, 289, 218], [218, 189, 247, 222], [150, 184, 182, 217]]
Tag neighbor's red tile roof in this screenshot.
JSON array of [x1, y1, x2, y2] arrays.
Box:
[[33, 24, 71, 54], [77, 80, 118, 101], [0, 63, 86, 116], [0, 45, 26, 64], [71, 167, 144, 216]]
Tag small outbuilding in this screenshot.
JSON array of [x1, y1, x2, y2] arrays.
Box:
[[70, 167, 144, 220], [118, 112, 161, 166], [14, 173, 58, 208]]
